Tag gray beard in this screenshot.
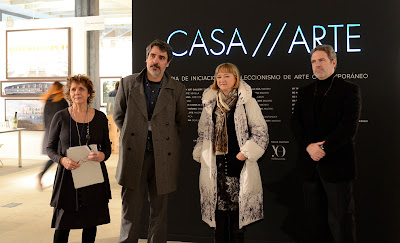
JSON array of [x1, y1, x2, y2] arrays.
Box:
[[149, 68, 162, 77]]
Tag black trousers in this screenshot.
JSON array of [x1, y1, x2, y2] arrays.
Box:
[[215, 210, 244, 243], [303, 168, 356, 243], [53, 227, 97, 243], [39, 159, 55, 176]]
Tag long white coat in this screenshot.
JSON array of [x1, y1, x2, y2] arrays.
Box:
[[193, 80, 269, 229]]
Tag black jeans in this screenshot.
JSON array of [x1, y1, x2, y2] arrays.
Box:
[[53, 227, 97, 243], [215, 210, 244, 243], [303, 169, 356, 243]]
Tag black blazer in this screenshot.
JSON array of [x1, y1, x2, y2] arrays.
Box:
[[292, 77, 361, 182]]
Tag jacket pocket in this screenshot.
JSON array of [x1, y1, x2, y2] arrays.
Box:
[[240, 161, 262, 196]]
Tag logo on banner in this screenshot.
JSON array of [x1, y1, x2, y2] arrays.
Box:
[[272, 145, 286, 158], [167, 23, 361, 57], [270, 141, 289, 161]]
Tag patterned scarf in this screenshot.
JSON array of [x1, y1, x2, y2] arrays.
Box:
[[214, 89, 238, 153]]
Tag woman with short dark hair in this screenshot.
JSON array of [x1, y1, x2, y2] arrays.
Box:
[[47, 74, 112, 243]]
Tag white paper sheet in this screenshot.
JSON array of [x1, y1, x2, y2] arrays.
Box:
[[67, 144, 104, 189]]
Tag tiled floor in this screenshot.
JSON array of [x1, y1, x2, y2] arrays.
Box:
[[0, 155, 188, 243]]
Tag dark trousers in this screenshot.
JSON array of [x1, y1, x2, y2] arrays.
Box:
[[215, 210, 244, 243], [303, 169, 356, 243], [53, 227, 97, 243], [40, 159, 55, 176], [119, 151, 168, 243]]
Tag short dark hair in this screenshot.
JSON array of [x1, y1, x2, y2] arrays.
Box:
[[311, 44, 337, 61], [146, 39, 173, 62], [65, 74, 95, 104]]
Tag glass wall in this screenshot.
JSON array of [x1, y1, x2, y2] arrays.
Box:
[[0, 0, 132, 158], [0, 0, 132, 78]]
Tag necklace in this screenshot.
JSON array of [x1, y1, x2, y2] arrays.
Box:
[[72, 106, 90, 146], [314, 76, 335, 96]]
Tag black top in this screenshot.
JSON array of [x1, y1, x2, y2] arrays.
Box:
[[313, 73, 335, 116], [108, 89, 118, 97], [42, 96, 69, 154], [47, 108, 112, 211], [213, 104, 244, 177], [44, 96, 69, 129]]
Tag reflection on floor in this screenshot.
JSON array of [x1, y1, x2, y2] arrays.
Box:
[[0, 155, 189, 243]]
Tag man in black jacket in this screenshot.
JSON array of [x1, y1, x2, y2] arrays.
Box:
[[292, 45, 361, 243]]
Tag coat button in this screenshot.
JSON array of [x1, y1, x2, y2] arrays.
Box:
[[168, 152, 171, 156], [128, 147, 132, 151], [166, 137, 169, 140], [131, 133, 134, 136], [166, 122, 169, 125]]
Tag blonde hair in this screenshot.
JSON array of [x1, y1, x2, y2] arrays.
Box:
[[211, 63, 241, 90], [41, 81, 65, 103]]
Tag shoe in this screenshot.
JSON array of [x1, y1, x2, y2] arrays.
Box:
[[37, 173, 43, 191]]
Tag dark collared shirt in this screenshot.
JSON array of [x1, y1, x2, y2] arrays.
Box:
[[144, 74, 163, 151]]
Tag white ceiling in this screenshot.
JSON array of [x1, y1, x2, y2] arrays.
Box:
[[0, 0, 132, 24]]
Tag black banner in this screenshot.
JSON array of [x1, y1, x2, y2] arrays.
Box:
[[132, 0, 400, 242]]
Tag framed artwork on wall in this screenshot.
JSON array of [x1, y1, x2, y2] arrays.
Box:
[[5, 99, 44, 131], [1, 80, 66, 97], [6, 27, 71, 79], [100, 77, 121, 106]]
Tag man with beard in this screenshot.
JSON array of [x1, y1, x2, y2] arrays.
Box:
[[292, 45, 361, 243], [114, 39, 188, 243]]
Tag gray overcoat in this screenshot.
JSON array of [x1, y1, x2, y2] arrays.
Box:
[[113, 68, 188, 195]]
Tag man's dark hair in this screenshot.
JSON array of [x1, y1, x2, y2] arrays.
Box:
[[146, 39, 173, 62], [311, 44, 337, 61]]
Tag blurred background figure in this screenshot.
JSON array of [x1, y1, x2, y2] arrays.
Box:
[[37, 81, 69, 190], [107, 81, 119, 115], [108, 80, 119, 98]]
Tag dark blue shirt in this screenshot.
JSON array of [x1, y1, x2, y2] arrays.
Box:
[[144, 74, 163, 151]]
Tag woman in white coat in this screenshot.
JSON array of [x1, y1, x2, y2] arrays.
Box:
[[193, 63, 269, 242]]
